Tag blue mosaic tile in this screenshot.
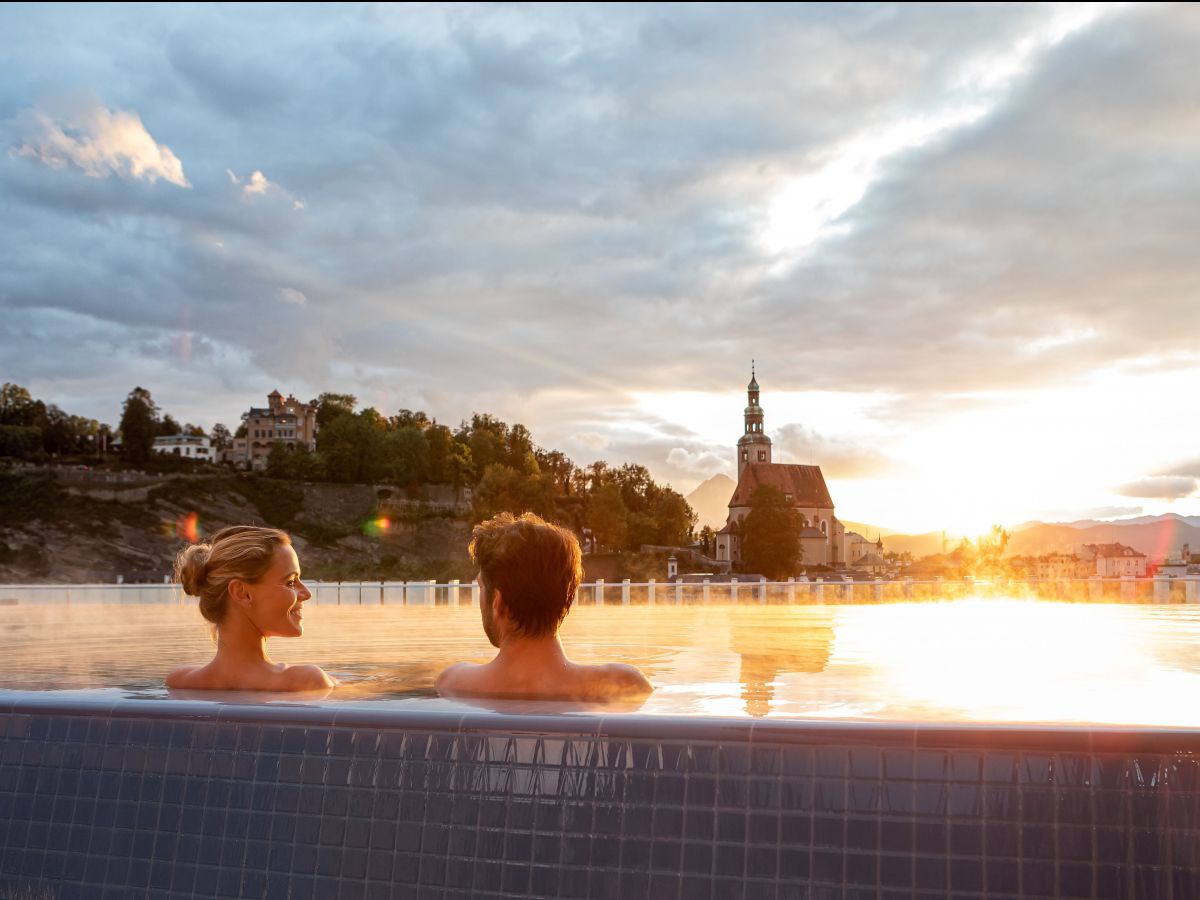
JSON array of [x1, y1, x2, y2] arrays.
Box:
[[2, 706, 1200, 899]]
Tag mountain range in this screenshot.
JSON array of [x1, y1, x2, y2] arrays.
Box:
[[684, 475, 1198, 560]]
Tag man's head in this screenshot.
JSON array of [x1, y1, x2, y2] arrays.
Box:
[[469, 512, 583, 644]]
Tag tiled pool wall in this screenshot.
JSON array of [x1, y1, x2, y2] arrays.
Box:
[[0, 696, 1197, 900]]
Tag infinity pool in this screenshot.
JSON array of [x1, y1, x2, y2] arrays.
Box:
[[3, 598, 1199, 898], [3, 599, 1199, 726]]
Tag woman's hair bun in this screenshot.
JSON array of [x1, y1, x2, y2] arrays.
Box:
[[175, 543, 212, 596]]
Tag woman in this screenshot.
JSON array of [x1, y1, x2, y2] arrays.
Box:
[[167, 525, 335, 691]]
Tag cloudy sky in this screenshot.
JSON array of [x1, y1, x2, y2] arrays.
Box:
[[3, 3, 1199, 534]]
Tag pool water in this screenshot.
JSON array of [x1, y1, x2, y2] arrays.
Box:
[[3, 598, 1199, 726]]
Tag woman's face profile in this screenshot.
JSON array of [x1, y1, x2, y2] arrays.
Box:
[[244, 544, 311, 638]]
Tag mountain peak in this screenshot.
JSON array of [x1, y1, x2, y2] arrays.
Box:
[[685, 473, 736, 530]]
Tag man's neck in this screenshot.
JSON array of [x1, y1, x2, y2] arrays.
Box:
[[494, 630, 569, 668]]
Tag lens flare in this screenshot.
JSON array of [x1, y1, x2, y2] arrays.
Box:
[[172, 512, 200, 543], [363, 516, 391, 538]]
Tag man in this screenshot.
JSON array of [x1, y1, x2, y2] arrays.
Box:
[[436, 512, 653, 702]]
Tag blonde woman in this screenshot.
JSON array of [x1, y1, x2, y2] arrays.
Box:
[[167, 525, 334, 691]]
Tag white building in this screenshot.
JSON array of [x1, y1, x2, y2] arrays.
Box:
[[153, 434, 213, 461], [1080, 543, 1148, 577]]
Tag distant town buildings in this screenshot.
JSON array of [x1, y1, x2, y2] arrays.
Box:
[[1035, 553, 1094, 580], [716, 368, 868, 571], [1080, 542, 1148, 578], [227, 390, 318, 470], [153, 434, 212, 461]]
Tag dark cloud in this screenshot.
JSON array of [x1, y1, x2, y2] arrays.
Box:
[[1, 2, 1197, 489]]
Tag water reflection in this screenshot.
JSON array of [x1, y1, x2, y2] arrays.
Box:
[[731, 609, 835, 717]]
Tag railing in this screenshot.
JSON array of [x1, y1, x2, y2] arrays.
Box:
[[0, 576, 1197, 605]]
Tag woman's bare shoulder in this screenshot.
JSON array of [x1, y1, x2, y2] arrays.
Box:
[[280, 664, 336, 691], [165, 664, 204, 689]]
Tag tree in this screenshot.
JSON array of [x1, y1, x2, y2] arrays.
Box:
[[386, 426, 430, 485], [535, 449, 576, 494], [651, 489, 697, 546], [315, 392, 357, 429], [158, 414, 181, 437], [392, 409, 430, 430], [699, 525, 716, 556], [445, 439, 474, 501], [740, 485, 803, 579], [460, 413, 508, 473], [0, 384, 35, 427], [119, 387, 158, 464], [586, 483, 628, 551], [471, 464, 556, 523], [317, 410, 389, 483], [975, 524, 1010, 576], [210, 423, 232, 452]]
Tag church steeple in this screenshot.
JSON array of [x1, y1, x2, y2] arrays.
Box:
[[736, 362, 772, 476]]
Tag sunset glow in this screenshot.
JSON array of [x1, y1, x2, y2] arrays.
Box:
[[4, 3, 1200, 537]]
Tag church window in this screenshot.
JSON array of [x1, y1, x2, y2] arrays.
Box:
[[757, 450, 766, 461], [785, 493, 792, 503], [821, 521, 827, 535], [741, 450, 747, 461]]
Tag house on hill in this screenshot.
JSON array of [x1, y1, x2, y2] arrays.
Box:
[[715, 367, 848, 569], [228, 390, 318, 470], [1080, 542, 1147, 577]]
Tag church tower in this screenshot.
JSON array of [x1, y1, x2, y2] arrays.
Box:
[[736, 362, 772, 477]]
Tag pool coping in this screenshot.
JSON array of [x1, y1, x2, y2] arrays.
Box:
[[3, 689, 1199, 755]]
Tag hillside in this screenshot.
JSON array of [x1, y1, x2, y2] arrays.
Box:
[[1006, 517, 1200, 559], [0, 471, 473, 584]]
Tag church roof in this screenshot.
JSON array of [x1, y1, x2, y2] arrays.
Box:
[[728, 463, 834, 510]]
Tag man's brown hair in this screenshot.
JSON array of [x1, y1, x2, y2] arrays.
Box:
[[469, 512, 583, 636]]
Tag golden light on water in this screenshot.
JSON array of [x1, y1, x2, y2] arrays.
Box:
[[1, 598, 1198, 726], [828, 598, 1199, 726]]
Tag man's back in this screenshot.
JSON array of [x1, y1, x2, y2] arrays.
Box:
[[437, 651, 651, 702], [437, 512, 653, 703]]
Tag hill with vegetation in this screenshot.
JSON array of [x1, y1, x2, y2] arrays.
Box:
[[0, 383, 699, 584]]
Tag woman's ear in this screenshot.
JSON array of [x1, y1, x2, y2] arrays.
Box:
[[228, 578, 253, 608]]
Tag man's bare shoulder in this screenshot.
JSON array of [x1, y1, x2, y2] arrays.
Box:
[[579, 662, 653, 699], [435, 661, 489, 697]]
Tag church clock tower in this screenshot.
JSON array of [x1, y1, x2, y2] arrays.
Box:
[[736, 362, 772, 477]]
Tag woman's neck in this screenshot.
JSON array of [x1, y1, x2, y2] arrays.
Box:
[[215, 613, 271, 665]]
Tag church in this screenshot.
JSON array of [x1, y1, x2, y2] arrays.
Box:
[[715, 367, 848, 569]]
